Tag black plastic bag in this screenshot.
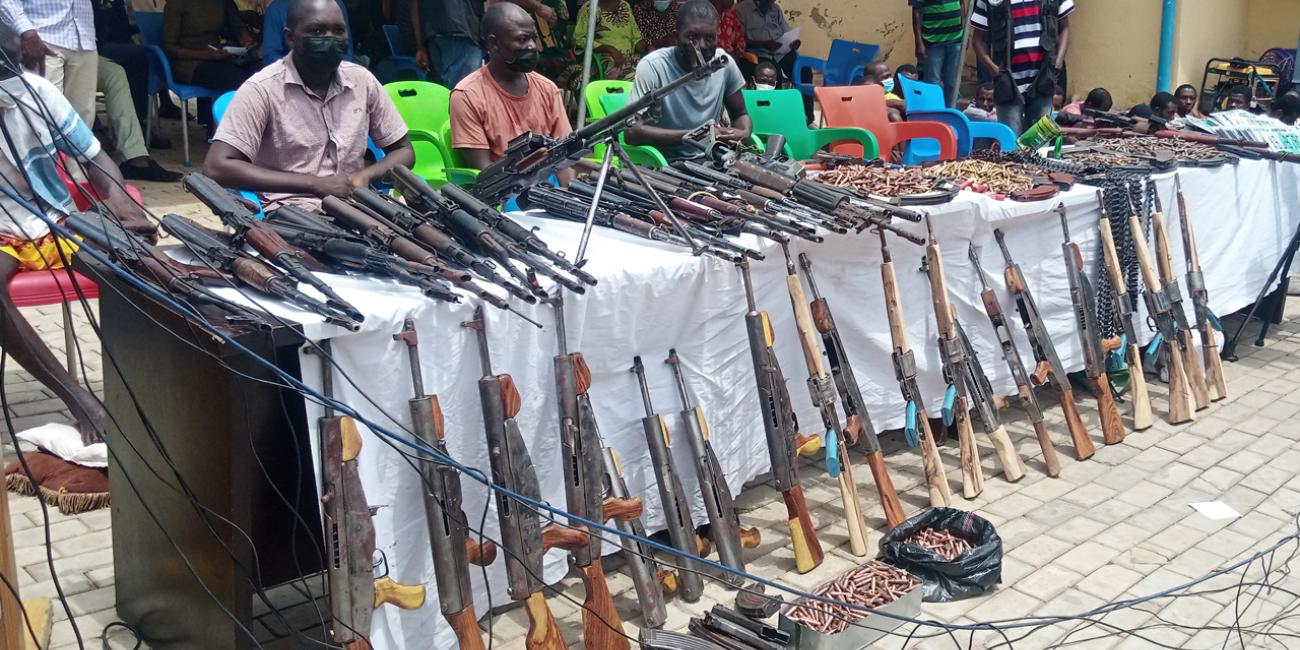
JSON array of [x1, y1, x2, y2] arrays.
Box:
[[879, 508, 1002, 602]]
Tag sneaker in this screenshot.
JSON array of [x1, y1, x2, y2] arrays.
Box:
[[121, 159, 183, 183]]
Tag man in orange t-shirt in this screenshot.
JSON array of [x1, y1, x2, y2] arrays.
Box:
[[449, 1, 573, 183]]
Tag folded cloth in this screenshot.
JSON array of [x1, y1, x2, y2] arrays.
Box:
[[16, 423, 107, 468], [5, 450, 109, 515]]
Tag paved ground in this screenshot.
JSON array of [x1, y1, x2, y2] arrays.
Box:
[[6, 118, 1300, 649]]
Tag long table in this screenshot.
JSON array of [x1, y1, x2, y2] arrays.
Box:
[[219, 159, 1299, 649]]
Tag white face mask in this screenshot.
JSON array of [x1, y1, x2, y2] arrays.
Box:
[[754, 82, 776, 90], [881, 77, 895, 93]]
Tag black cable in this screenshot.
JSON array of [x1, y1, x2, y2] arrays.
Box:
[[99, 621, 143, 650]]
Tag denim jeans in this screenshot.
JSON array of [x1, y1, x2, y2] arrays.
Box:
[[997, 92, 1054, 136], [430, 37, 483, 88], [921, 41, 962, 108]]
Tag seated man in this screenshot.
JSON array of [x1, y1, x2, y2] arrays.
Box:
[[97, 57, 183, 182], [263, 0, 355, 65], [204, 0, 414, 210], [163, 0, 261, 131], [624, 0, 751, 161], [1149, 91, 1177, 122], [750, 60, 779, 89], [1270, 91, 1300, 126], [1175, 83, 1205, 119], [1060, 87, 1110, 118], [857, 61, 905, 122], [1222, 85, 1251, 112], [964, 82, 997, 122], [735, 0, 805, 118], [449, 1, 572, 183], [0, 22, 153, 444]]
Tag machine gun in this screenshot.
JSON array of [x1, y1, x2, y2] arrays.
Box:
[[183, 173, 363, 323], [462, 307, 588, 650], [66, 212, 270, 329], [1175, 175, 1228, 401], [160, 214, 361, 330], [738, 261, 824, 574], [471, 56, 727, 204], [994, 228, 1097, 459], [969, 244, 1063, 477], [1095, 194, 1155, 431], [312, 339, 425, 647], [1152, 188, 1211, 411], [392, 321, 496, 650], [877, 229, 953, 508]]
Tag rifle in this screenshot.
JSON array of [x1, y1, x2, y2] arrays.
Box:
[[878, 229, 953, 507], [631, 355, 705, 602], [1125, 198, 1197, 425], [778, 244, 870, 554], [160, 214, 362, 331], [665, 349, 759, 585], [462, 307, 588, 650], [550, 294, 638, 649], [392, 321, 495, 650], [65, 212, 271, 329], [602, 447, 672, 629], [470, 56, 727, 204], [1095, 194, 1155, 431], [994, 228, 1097, 460], [667, 161, 849, 236], [969, 245, 1062, 477], [1056, 204, 1126, 446], [183, 173, 365, 324], [738, 260, 825, 574], [1175, 175, 1228, 401], [1153, 189, 1211, 411], [798, 254, 905, 527], [313, 339, 425, 647], [606, 171, 793, 244], [522, 185, 710, 254]]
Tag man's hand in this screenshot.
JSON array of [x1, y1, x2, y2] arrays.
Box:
[[915, 42, 927, 62], [536, 4, 557, 24], [205, 47, 231, 61], [313, 174, 355, 198], [714, 125, 746, 142], [415, 48, 431, 72], [19, 31, 54, 74], [789, 39, 801, 50], [240, 32, 257, 48]]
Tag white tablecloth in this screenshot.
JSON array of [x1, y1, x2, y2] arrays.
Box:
[[256, 159, 1298, 650]]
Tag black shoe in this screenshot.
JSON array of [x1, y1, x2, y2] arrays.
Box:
[[149, 134, 173, 150], [121, 159, 183, 183]]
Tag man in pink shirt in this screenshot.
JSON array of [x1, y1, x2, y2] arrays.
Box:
[[205, 0, 414, 209]]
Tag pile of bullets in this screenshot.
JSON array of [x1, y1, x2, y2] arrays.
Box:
[[1097, 135, 1222, 161], [924, 160, 1035, 195], [903, 528, 973, 561], [813, 164, 939, 197], [786, 561, 921, 634]]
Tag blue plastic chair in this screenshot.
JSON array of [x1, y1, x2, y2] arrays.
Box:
[[897, 77, 1018, 162], [134, 11, 226, 167], [792, 39, 879, 98], [212, 91, 264, 217], [381, 24, 427, 81]]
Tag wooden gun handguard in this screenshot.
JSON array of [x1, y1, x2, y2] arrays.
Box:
[[498, 375, 523, 418], [540, 524, 589, 552]]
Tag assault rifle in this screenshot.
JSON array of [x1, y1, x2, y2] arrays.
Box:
[[1057, 203, 1126, 445], [551, 294, 640, 649], [602, 447, 671, 629], [631, 355, 705, 602], [779, 244, 870, 554], [798, 254, 905, 527], [462, 307, 588, 650], [970, 245, 1062, 477], [66, 212, 270, 329], [392, 321, 495, 650], [160, 214, 361, 330], [471, 56, 727, 204], [1174, 175, 1228, 401], [602, 169, 794, 244], [666, 350, 760, 584], [637, 165, 822, 241], [313, 339, 425, 647], [522, 185, 709, 254], [738, 260, 824, 573], [184, 173, 365, 324], [1095, 194, 1155, 431], [668, 161, 850, 236], [994, 228, 1097, 460], [1152, 189, 1211, 411], [878, 229, 952, 507]]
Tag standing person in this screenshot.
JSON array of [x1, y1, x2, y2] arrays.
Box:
[[1175, 83, 1205, 119], [573, 0, 646, 81], [625, 0, 749, 161], [162, 0, 259, 131], [411, 0, 484, 87], [910, 0, 964, 108], [449, 2, 572, 181], [970, 0, 1072, 135], [633, 0, 679, 51], [0, 0, 99, 126]]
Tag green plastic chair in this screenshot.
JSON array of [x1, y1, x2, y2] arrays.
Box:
[[595, 86, 670, 167], [384, 81, 477, 187], [742, 88, 879, 160]]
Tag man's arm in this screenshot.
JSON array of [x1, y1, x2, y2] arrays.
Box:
[[911, 4, 926, 62], [457, 147, 492, 170], [718, 89, 751, 141], [87, 150, 155, 236], [352, 136, 414, 187], [1, 1, 54, 73], [164, 5, 228, 61], [205, 141, 352, 196], [1054, 15, 1069, 68], [411, 0, 430, 71], [971, 27, 997, 76]]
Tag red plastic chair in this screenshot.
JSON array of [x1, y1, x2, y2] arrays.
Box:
[[815, 85, 959, 161]]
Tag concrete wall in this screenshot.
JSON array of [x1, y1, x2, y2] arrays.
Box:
[[1244, 0, 1300, 59], [1064, 0, 1161, 107], [779, 0, 916, 71], [1171, 0, 1249, 92]]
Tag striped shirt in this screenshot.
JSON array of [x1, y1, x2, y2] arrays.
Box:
[[0, 0, 97, 51], [910, 0, 964, 45], [971, 0, 1073, 93]]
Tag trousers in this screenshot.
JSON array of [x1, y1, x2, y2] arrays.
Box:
[[921, 41, 962, 109], [997, 92, 1054, 136], [97, 57, 148, 161], [42, 46, 98, 127]]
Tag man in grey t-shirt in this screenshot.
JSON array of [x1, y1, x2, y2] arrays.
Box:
[[625, 0, 750, 160]]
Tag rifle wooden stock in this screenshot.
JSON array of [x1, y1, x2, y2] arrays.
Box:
[[1130, 215, 1196, 424], [1097, 214, 1155, 431], [372, 577, 426, 610], [1028, 411, 1063, 477], [1177, 193, 1228, 401], [1094, 373, 1126, 445], [1153, 211, 1211, 411], [541, 524, 590, 551], [865, 450, 907, 528], [579, 562, 628, 650], [1057, 389, 1094, 460], [446, 608, 487, 650], [782, 485, 824, 573], [523, 591, 567, 650]]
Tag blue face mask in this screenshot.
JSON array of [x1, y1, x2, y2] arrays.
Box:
[[653, 0, 671, 10], [882, 77, 895, 93]]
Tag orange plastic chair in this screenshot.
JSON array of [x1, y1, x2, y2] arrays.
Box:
[[814, 85, 958, 161]]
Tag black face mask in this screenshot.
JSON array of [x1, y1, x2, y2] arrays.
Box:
[[296, 36, 347, 76], [506, 48, 540, 73]]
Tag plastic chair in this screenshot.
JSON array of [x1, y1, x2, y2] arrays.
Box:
[[743, 89, 878, 160], [211, 91, 266, 215], [8, 270, 98, 380], [793, 39, 879, 98], [596, 90, 670, 167], [815, 85, 957, 161], [134, 12, 226, 168], [384, 82, 477, 187], [381, 24, 427, 81], [896, 77, 1017, 162]]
